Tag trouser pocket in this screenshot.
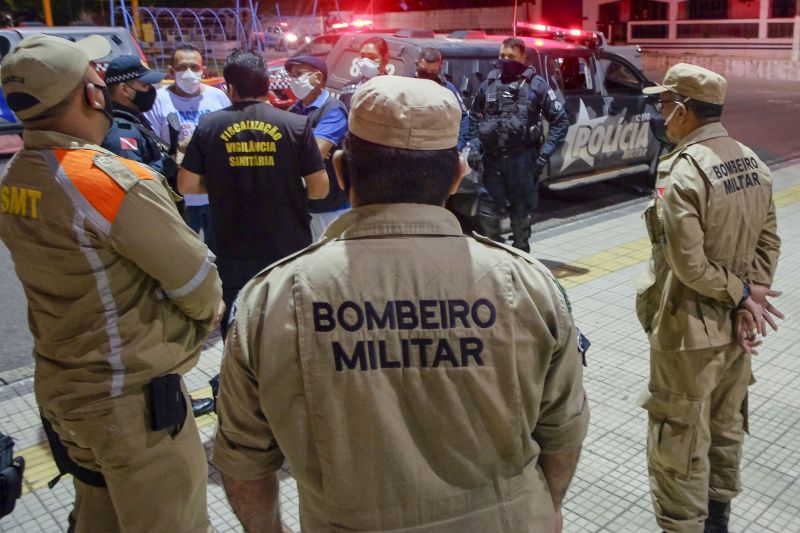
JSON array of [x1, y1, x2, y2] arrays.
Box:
[[642, 389, 702, 479]]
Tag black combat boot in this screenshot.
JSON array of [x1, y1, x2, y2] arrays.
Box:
[[191, 396, 214, 417], [704, 500, 732, 533], [510, 214, 532, 252]]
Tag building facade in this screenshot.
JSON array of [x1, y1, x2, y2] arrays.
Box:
[[583, 0, 796, 56]]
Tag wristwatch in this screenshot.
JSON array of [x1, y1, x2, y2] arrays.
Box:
[[740, 283, 751, 304]]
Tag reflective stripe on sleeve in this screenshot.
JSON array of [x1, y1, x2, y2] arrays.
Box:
[[42, 150, 126, 396], [163, 250, 216, 299]]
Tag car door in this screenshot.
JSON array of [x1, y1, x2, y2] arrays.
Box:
[[0, 31, 22, 130], [596, 51, 661, 169], [541, 49, 609, 180]]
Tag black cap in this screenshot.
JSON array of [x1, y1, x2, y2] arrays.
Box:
[[284, 55, 328, 80], [104, 55, 165, 85]]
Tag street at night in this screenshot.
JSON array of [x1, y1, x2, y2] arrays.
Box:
[[2, 1, 800, 530]]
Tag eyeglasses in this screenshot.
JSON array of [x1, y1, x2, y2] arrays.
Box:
[[654, 95, 685, 113]]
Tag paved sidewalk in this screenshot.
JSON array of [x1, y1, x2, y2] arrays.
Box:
[[2, 162, 800, 532]]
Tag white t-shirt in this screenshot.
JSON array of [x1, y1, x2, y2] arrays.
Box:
[[145, 85, 231, 206]]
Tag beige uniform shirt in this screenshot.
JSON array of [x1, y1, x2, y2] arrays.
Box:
[[214, 203, 589, 532], [637, 122, 780, 351], [0, 130, 222, 415]]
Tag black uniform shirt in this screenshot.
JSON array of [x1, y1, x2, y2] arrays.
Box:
[[182, 100, 324, 261]]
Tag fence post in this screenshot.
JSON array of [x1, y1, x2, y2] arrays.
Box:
[[668, 0, 678, 40]]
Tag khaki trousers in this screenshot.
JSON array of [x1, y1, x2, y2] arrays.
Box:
[[45, 384, 210, 533], [642, 343, 751, 533]]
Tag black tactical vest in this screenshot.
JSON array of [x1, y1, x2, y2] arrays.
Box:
[[307, 95, 349, 212], [478, 67, 541, 154]]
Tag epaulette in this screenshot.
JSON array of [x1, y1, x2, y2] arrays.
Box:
[[92, 152, 153, 192], [470, 231, 573, 313], [248, 237, 330, 283]]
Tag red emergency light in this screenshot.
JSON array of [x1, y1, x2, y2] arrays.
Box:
[[331, 19, 372, 30], [517, 22, 551, 33], [515, 21, 600, 48], [279, 22, 288, 27]]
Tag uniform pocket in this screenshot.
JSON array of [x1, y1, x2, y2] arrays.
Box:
[[634, 267, 658, 332], [643, 202, 662, 245], [642, 389, 701, 479]]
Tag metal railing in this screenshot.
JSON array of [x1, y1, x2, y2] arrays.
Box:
[[628, 17, 795, 43], [112, 4, 264, 72]]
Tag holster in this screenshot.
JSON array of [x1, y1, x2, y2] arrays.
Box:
[[146, 374, 187, 437], [0, 433, 24, 518], [40, 415, 106, 489]]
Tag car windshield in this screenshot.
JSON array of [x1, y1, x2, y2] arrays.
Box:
[[294, 35, 341, 57]]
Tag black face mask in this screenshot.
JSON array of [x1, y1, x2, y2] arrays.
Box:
[[495, 59, 528, 80], [649, 116, 674, 149], [130, 85, 157, 112], [85, 83, 114, 126], [416, 69, 444, 85]]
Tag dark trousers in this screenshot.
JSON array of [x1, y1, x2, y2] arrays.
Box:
[[479, 150, 537, 252], [217, 257, 271, 339], [184, 204, 215, 252]]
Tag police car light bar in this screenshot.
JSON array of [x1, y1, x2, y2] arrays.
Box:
[[515, 21, 600, 48], [331, 19, 373, 30]]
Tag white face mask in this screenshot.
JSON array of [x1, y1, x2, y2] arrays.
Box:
[[175, 69, 202, 94], [357, 58, 380, 79], [289, 72, 317, 100], [664, 99, 687, 144]]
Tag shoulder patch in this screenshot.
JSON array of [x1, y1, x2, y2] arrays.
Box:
[[553, 277, 573, 313]]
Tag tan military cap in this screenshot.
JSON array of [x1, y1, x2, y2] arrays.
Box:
[[1, 34, 111, 120], [643, 62, 727, 105], [349, 75, 460, 150]]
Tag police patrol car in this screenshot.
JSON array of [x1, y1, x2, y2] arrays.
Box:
[[0, 26, 144, 142], [324, 25, 662, 191]]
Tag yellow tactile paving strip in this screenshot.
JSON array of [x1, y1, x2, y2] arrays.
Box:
[[11, 182, 800, 496], [16, 387, 218, 495]]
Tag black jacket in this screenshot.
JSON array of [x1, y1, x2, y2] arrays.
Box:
[[102, 103, 178, 187]]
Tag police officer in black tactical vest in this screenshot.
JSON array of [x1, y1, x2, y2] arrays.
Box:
[[101, 55, 180, 192], [467, 37, 568, 252]]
